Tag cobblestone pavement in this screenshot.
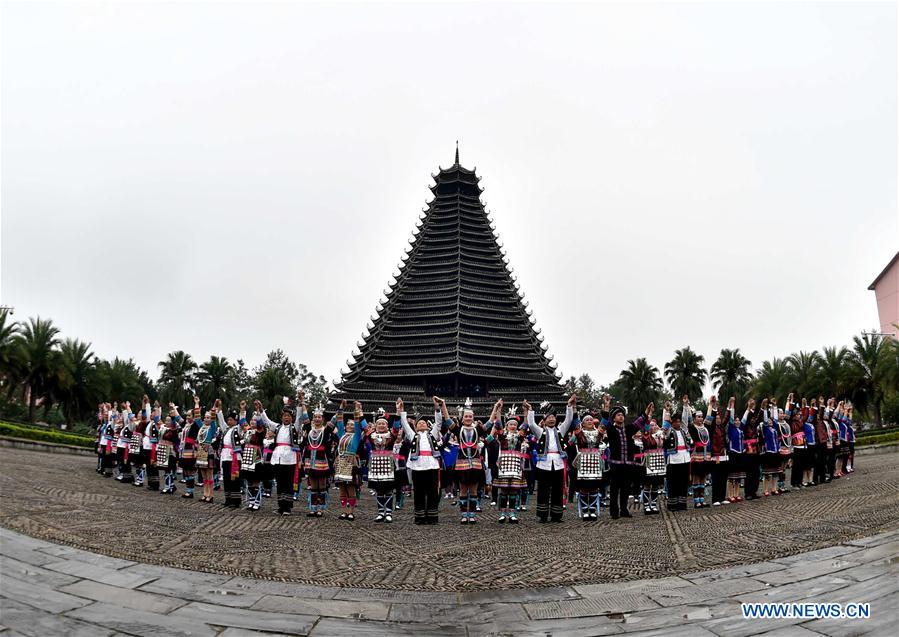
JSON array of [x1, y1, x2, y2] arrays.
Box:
[[1, 527, 897, 636], [0, 447, 897, 592]]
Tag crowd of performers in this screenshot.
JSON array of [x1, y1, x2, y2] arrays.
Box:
[[93, 391, 857, 524]]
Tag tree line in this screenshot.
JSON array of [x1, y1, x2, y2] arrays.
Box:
[[1, 308, 896, 429], [0, 310, 328, 429], [564, 336, 899, 426]]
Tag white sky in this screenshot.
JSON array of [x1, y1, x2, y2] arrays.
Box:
[[2, 1, 897, 390]]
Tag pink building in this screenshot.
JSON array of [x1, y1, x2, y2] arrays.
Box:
[[868, 252, 899, 338]]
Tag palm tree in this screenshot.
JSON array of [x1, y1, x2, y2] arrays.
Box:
[[664, 347, 707, 401], [617, 358, 663, 415], [751, 358, 790, 403], [846, 332, 890, 425], [57, 339, 98, 425], [98, 357, 147, 406], [157, 351, 197, 408], [817, 346, 849, 398], [197, 355, 236, 407], [0, 309, 22, 398], [710, 348, 753, 407], [787, 350, 822, 397], [18, 317, 61, 421]]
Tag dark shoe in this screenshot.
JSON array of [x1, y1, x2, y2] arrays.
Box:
[[620, 511, 632, 518]]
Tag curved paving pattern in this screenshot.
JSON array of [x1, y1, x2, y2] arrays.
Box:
[[0, 447, 897, 592]]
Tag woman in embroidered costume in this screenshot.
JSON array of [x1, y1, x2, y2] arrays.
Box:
[[726, 397, 746, 503], [195, 399, 220, 503], [299, 399, 337, 517], [759, 403, 783, 496], [128, 397, 152, 487], [639, 413, 665, 515], [706, 396, 733, 506], [219, 403, 246, 508], [241, 404, 268, 511], [741, 399, 763, 500], [569, 406, 607, 521], [177, 396, 202, 499], [332, 400, 364, 521], [774, 400, 793, 493], [683, 396, 709, 508], [664, 407, 692, 511], [114, 401, 134, 482], [399, 397, 444, 525], [362, 403, 401, 522], [445, 398, 487, 524], [157, 408, 181, 495], [487, 400, 529, 523], [143, 407, 162, 491]]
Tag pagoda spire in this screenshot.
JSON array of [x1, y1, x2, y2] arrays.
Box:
[[454, 140, 459, 166]]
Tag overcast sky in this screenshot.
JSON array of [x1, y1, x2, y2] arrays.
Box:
[[2, 1, 896, 392]]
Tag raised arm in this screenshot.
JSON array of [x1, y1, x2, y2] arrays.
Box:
[[254, 400, 278, 431], [397, 398, 414, 441], [523, 400, 542, 437], [559, 394, 577, 436]]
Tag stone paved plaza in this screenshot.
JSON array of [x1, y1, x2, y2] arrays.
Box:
[[0, 447, 898, 635]]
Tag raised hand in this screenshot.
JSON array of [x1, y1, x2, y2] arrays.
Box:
[[568, 393, 577, 407], [297, 389, 305, 403], [433, 396, 440, 408], [396, 397, 404, 413], [682, 394, 689, 405], [339, 399, 347, 411], [645, 402, 654, 417], [253, 400, 263, 412], [603, 394, 612, 410], [522, 399, 531, 412], [727, 397, 735, 409], [748, 398, 756, 410]]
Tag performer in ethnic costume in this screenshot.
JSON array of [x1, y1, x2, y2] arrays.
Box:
[[254, 393, 304, 515], [95, 404, 108, 473], [399, 397, 444, 525], [785, 394, 806, 489], [219, 404, 245, 508], [98, 404, 116, 477], [115, 402, 134, 483], [195, 400, 220, 503], [241, 407, 268, 511], [178, 396, 202, 499], [684, 397, 710, 508], [569, 411, 606, 520], [299, 401, 337, 517], [824, 399, 840, 481], [811, 400, 829, 484], [392, 421, 411, 510], [447, 399, 487, 524], [601, 397, 641, 519], [843, 404, 856, 473], [707, 396, 734, 506], [663, 408, 692, 511], [527, 394, 576, 523], [760, 405, 783, 496], [157, 412, 181, 494], [363, 407, 400, 522], [775, 401, 793, 493], [741, 399, 763, 500], [801, 399, 817, 486], [128, 399, 151, 487], [487, 402, 529, 523], [727, 401, 746, 503], [332, 400, 364, 520], [639, 416, 665, 515]]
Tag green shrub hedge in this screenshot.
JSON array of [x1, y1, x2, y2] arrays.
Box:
[[0, 422, 95, 448], [857, 431, 899, 447]]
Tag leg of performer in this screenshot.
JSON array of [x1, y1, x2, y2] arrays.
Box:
[[411, 471, 427, 524], [183, 471, 195, 498], [549, 468, 563, 522], [424, 469, 440, 524], [279, 465, 295, 515], [536, 468, 550, 522]]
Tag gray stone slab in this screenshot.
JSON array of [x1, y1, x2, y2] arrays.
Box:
[[388, 601, 529, 623], [66, 601, 220, 637], [251, 594, 388, 620], [0, 576, 92, 613], [460, 586, 580, 604], [0, 598, 114, 637], [701, 613, 808, 637], [525, 592, 658, 620], [646, 577, 766, 607], [59, 579, 189, 614], [772, 545, 863, 566], [804, 590, 898, 637], [468, 615, 624, 636], [309, 618, 466, 637], [839, 560, 897, 583], [331, 588, 458, 604], [844, 529, 899, 548], [138, 577, 264, 608], [36, 544, 136, 569], [170, 601, 317, 635], [223, 575, 339, 599], [575, 577, 695, 597], [618, 601, 738, 632], [754, 559, 863, 586], [0, 532, 61, 567], [218, 630, 285, 637], [42, 559, 157, 589], [626, 626, 719, 637], [123, 563, 233, 586], [0, 555, 81, 587], [754, 628, 830, 637], [683, 560, 789, 584], [843, 540, 899, 564], [737, 573, 854, 604]]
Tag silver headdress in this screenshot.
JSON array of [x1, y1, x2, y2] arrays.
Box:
[[505, 404, 517, 419], [312, 403, 324, 416]]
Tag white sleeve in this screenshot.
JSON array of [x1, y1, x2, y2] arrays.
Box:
[[560, 406, 574, 436], [527, 410, 542, 438], [400, 411, 414, 440]]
